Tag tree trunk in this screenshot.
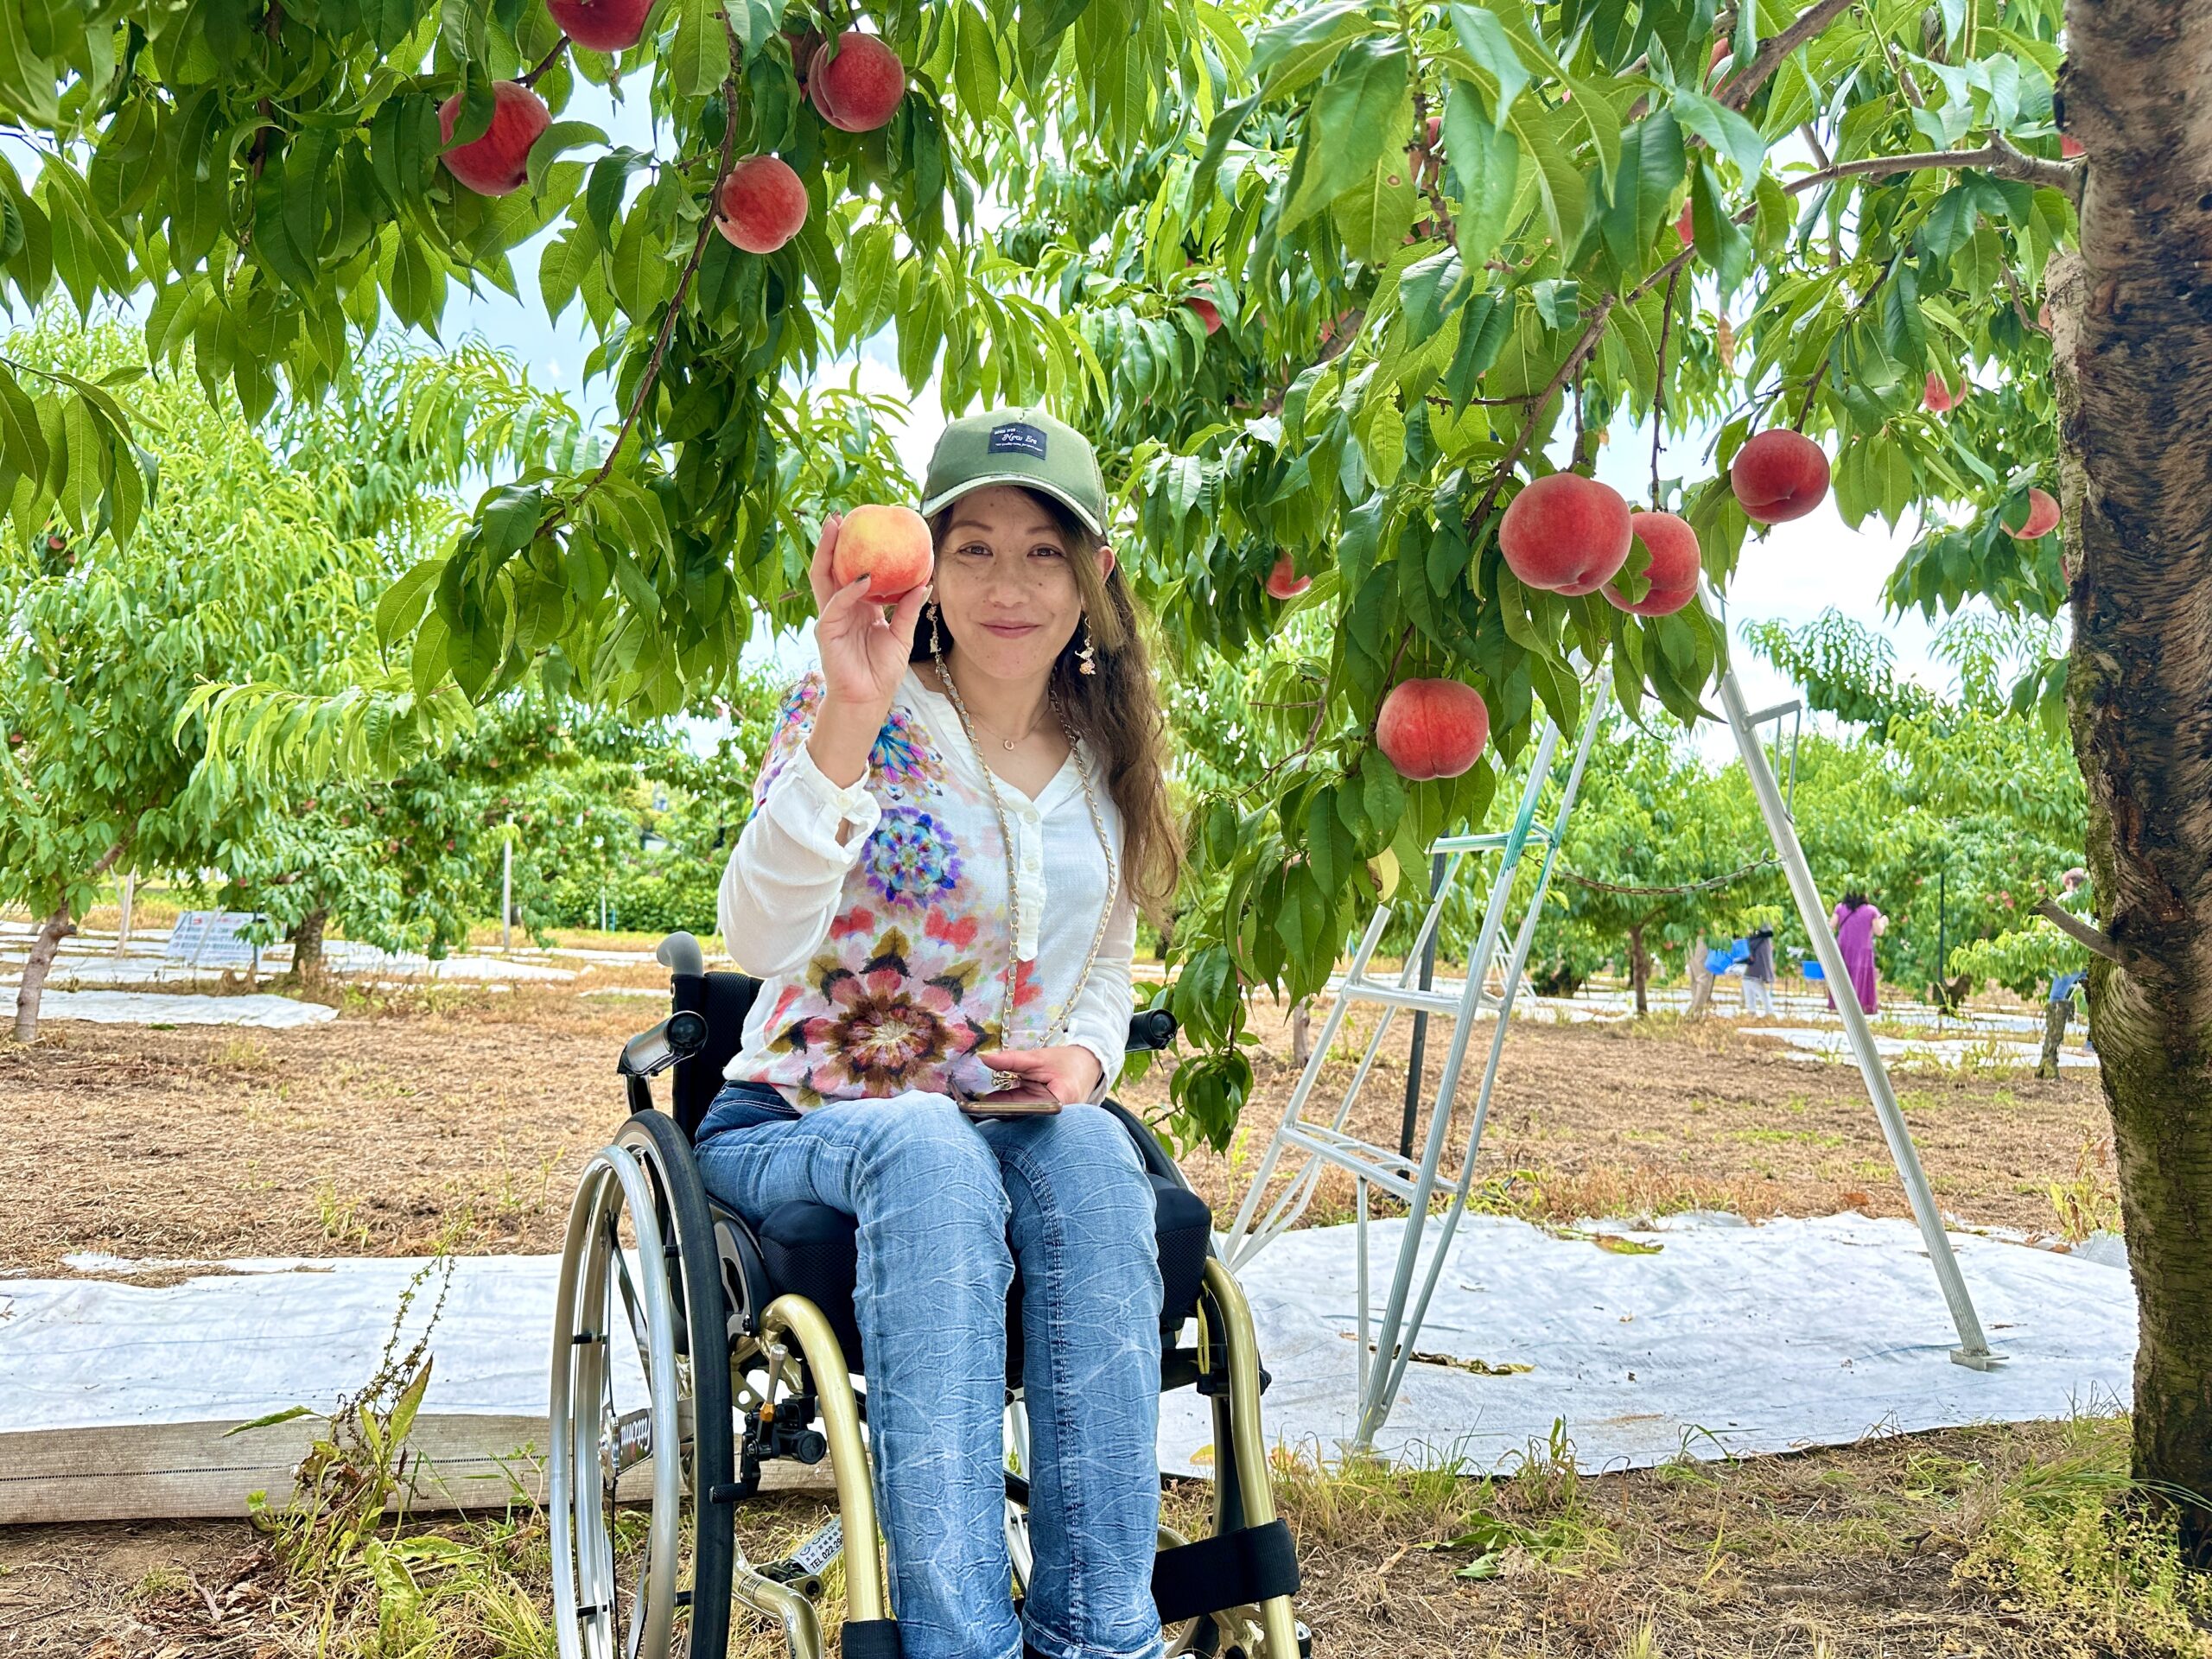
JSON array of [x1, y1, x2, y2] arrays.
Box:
[[2036, 995, 2072, 1083], [1626, 924, 1649, 1017], [11, 903, 74, 1042], [1289, 996, 1312, 1067], [281, 906, 329, 991], [2052, 0, 2212, 1556]]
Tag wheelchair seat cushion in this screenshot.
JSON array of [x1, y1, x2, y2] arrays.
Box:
[[748, 1173, 1213, 1371]]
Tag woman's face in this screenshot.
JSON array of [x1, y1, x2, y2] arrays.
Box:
[[931, 486, 1114, 683]]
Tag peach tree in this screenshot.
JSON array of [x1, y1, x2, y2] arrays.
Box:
[[10, 0, 2212, 1539]]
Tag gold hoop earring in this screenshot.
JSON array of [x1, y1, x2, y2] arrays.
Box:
[[1076, 613, 1097, 676]]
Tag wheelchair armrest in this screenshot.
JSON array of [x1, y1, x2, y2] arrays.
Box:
[[1125, 1008, 1178, 1052], [619, 1009, 710, 1079]]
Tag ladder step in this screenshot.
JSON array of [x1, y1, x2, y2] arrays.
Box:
[[1275, 1126, 1436, 1203], [1337, 982, 1478, 1018]]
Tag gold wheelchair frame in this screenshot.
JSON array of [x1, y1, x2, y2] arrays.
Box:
[[547, 933, 1305, 1659]]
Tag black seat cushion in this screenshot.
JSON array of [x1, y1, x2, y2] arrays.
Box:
[[751, 1172, 1213, 1375]]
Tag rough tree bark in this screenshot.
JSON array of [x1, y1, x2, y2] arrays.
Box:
[[281, 906, 330, 991], [12, 902, 74, 1044], [11, 841, 130, 1043], [2053, 0, 2212, 1555]]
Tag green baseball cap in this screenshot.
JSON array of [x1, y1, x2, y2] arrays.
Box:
[[919, 407, 1109, 537]]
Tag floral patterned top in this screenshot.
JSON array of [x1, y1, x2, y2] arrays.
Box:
[[716, 666, 1136, 1110]]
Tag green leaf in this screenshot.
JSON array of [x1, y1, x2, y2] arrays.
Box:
[[1332, 155, 1419, 267], [1441, 79, 1521, 265], [671, 0, 733, 99], [1688, 161, 1750, 296], [0, 364, 48, 484], [1448, 3, 1529, 122], [1510, 104, 1586, 253], [58, 394, 104, 531], [1442, 291, 1511, 410], [525, 121, 607, 199], [1669, 88, 1766, 179], [1249, 0, 1371, 97], [1281, 37, 1410, 233]]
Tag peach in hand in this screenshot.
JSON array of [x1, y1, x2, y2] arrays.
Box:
[[831, 505, 935, 602]]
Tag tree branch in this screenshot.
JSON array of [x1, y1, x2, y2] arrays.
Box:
[[1715, 0, 1858, 111], [1781, 137, 2082, 202], [520, 38, 570, 89], [555, 53, 747, 525], [1461, 295, 1617, 537], [2037, 898, 2121, 963]]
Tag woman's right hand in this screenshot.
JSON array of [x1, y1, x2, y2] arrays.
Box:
[[810, 512, 931, 715]]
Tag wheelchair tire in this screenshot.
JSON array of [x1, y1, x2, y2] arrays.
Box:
[[550, 1120, 736, 1659]]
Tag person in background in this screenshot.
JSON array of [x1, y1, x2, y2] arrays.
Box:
[[2049, 867, 2094, 1052], [1742, 923, 1777, 1015], [1830, 887, 1885, 1015]]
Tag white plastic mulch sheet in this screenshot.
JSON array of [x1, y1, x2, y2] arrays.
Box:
[[0, 1255, 632, 1436], [0, 987, 337, 1028], [1159, 1212, 2133, 1476], [3, 1217, 2133, 1478]]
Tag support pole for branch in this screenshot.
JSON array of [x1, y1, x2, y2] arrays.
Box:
[[501, 823, 513, 955]]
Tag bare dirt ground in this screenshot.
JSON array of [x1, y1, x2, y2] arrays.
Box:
[[0, 973, 2110, 1274], [0, 968, 2152, 1657]]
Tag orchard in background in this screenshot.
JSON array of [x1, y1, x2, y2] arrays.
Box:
[[2, 0, 2207, 1550]]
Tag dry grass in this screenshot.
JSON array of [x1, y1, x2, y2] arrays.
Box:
[[9, 1414, 2206, 1656]]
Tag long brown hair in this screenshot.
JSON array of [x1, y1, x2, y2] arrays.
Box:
[[918, 489, 1184, 922]]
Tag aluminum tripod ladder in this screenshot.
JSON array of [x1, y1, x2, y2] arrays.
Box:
[[1222, 692, 1609, 1448], [1224, 652, 2001, 1452]]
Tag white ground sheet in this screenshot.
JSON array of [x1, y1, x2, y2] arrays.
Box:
[[5, 1215, 2133, 1488], [0, 987, 337, 1028]]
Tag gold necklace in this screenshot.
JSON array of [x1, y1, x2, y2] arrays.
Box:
[[931, 643, 1120, 1052]]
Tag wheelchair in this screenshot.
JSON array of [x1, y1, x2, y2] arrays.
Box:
[[550, 931, 1306, 1659]]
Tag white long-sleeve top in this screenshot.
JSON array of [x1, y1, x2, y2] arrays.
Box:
[[716, 666, 1136, 1109]]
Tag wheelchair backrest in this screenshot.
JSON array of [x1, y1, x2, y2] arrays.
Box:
[[670, 970, 761, 1140]]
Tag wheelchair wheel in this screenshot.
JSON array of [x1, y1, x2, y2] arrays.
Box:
[[550, 1117, 736, 1659]]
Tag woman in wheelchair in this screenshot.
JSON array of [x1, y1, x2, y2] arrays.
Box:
[[695, 409, 1186, 1659]]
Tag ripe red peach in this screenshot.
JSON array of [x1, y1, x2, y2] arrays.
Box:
[[1377, 679, 1491, 781], [831, 505, 934, 601], [1603, 512, 1701, 617], [438, 81, 551, 197], [808, 32, 906, 132], [1265, 553, 1310, 600], [547, 0, 652, 53], [1497, 473, 1632, 595], [2004, 487, 2061, 540], [1185, 296, 1222, 335], [1730, 429, 1831, 524], [715, 156, 809, 254]]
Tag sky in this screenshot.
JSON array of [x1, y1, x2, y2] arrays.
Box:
[[23, 67, 1971, 764]]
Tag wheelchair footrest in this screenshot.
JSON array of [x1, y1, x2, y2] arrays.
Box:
[[1152, 1518, 1301, 1624], [841, 1617, 900, 1659]]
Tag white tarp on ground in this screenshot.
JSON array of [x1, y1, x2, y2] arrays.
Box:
[[3, 1213, 2133, 1497], [0, 987, 337, 1028], [1157, 1212, 2134, 1475]]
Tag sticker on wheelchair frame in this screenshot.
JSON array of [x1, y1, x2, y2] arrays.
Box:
[[791, 1516, 844, 1577]]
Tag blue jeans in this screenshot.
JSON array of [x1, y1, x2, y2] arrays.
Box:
[[695, 1084, 1166, 1659]]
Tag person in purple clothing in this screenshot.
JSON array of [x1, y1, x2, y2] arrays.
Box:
[[1829, 887, 1885, 1014]]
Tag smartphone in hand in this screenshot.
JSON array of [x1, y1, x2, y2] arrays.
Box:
[[958, 1083, 1063, 1119]]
